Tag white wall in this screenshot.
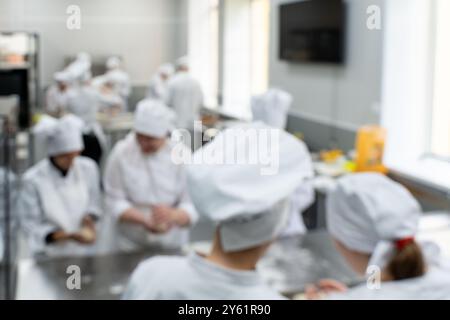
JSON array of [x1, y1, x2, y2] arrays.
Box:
[[0, 0, 188, 86], [269, 0, 384, 130]]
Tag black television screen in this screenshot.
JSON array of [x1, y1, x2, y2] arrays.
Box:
[[279, 0, 345, 63]]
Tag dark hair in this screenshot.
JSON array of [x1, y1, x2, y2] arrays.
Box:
[[386, 241, 426, 280]]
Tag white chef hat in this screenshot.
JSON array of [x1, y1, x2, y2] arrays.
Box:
[[158, 63, 174, 76], [251, 88, 293, 129], [106, 56, 121, 70], [175, 56, 189, 70], [54, 71, 72, 84], [133, 99, 176, 138], [33, 114, 85, 156], [187, 122, 313, 252], [326, 173, 424, 271]]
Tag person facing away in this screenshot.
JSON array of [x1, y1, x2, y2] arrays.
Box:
[[122, 121, 313, 300], [103, 99, 198, 252], [18, 114, 102, 258], [165, 56, 204, 130], [305, 173, 450, 300]]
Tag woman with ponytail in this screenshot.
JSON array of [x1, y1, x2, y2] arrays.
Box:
[[305, 173, 450, 300]]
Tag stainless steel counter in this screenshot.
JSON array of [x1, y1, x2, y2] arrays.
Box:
[[15, 211, 450, 300], [16, 248, 181, 300], [16, 231, 361, 300]]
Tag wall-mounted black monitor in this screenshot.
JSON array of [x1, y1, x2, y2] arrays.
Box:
[[279, 0, 346, 64]]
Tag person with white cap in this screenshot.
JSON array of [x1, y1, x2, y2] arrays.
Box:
[[251, 89, 314, 237], [45, 71, 73, 117], [147, 63, 174, 101], [92, 73, 126, 114], [104, 56, 131, 109], [122, 122, 312, 300], [251, 88, 293, 130], [165, 56, 204, 130], [305, 173, 450, 300], [103, 99, 197, 252], [17, 114, 102, 258], [66, 71, 106, 165]]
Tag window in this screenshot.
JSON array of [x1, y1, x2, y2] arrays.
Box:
[[221, 0, 270, 118], [381, 0, 450, 190], [188, 0, 220, 109], [188, 0, 269, 117], [429, 0, 450, 160]]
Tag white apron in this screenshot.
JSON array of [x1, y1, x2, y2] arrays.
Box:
[[37, 163, 96, 257]]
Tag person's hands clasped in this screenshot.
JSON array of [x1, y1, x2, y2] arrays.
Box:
[[144, 205, 191, 234], [71, 215, 97, 245]]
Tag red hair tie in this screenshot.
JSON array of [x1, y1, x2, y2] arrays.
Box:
[[395, 237, 415, 251]]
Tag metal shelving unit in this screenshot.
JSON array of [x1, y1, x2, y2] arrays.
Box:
[[0, 32, 40, 129]]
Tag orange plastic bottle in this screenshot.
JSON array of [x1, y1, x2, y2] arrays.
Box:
[[355, 125, 388, 174]]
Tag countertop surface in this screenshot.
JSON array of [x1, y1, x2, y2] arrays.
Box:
[[16, 231, 359, 300], [14, 213, 450, 300]]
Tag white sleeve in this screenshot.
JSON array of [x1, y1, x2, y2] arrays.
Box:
[[17, 180, 59, 254], [84, 160, 102, 218], [103, 149, 133, 220], [176, 164, 199, 226]]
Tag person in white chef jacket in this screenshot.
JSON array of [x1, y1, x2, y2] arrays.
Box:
[[251, 88, 315, 237], [104, 56, 131, 109], [147, 63, 174, 102], [92, 73, 126, 114], [305, 173, 450, 300], [18, 115, 102, 258], [45, 72, 73, 117], [165, 57, 204, 130], [122, 122, 312, 300], [66, 72, 106, 165], [103, 99, 198, 252]]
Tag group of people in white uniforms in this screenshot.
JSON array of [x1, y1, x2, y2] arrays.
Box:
[[123, 122, 312, 299], [44, 53, 131, 164], [18, 97, 201, 257], [19, 51, 450, 299], [122, 88, 450, 300]]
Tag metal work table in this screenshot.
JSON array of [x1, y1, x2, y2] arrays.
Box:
[[16, 247, 181, 300], [16, 231, 360, 300], [16, 213, 450, 300]]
